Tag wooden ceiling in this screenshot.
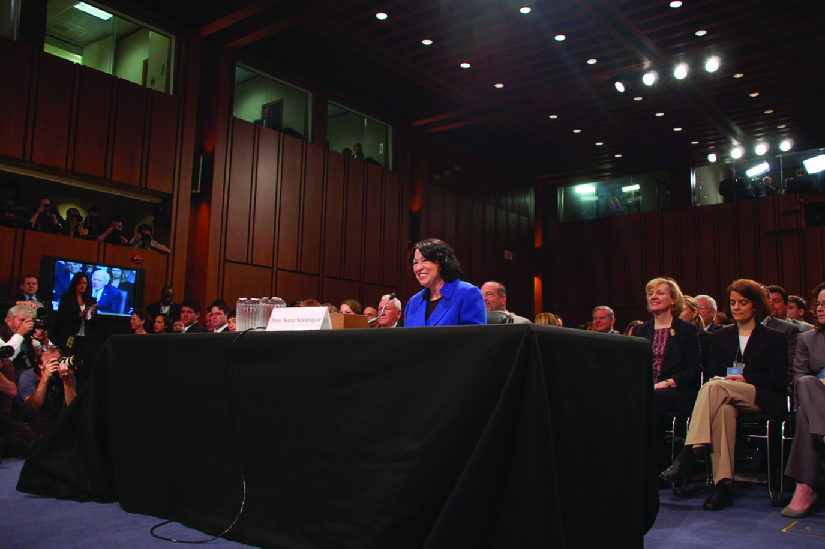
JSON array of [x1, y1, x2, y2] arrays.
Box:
[[143, 0, 825, 183]]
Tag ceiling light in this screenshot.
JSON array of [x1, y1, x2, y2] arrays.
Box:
[[749, 92, 759, 97], [695, 30, 708, 37], [764, 109, 773, 114], [634, 96, 643, 101], [691, 141, 699, 145], [780, 140, 793, 152], [674, 63, 688, 80], [555, 34, 566, 41], [655, 112, 664, 117], [643, 71, 657, 86], [74, 2, 112, 19], [705, 56, 720, 73], [519, 7, 532, 14], [755, 143, 769, 156], [670, 1, 683, 7], [421, 39, 433, 46], [622, 184, 640, 192], [708, 153, 718, 163], [573, 129, 582, 133], [548, 115, 558, 119], [460, 62, 471, 68], [375, 12, 388, 20], [731, 146, 744, 159], [673, 127, 682, 132], [574, 184, 596, 194], [804, 155, 825, 174], [777, 124, 787, 129], [494, 83, 504, 88], [615, 81, 626, 93], [587, 58, 597, 65], [746, 162, 770, 178], [733, 73, 744, 78], [615, 154, 623, 158], [595, 142, 604, 146]]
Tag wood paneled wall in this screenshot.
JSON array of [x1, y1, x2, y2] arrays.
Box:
[[542, 191, 825, 330], [214, 119, 407, 309], [0, 36, 180, 194]]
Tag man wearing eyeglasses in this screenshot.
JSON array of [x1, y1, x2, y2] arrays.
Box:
[[696, 295, 721, 333], [0, 305, 53, 382], [16, 346, 76, 421]]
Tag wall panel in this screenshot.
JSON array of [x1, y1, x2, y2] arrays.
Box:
[[443, 190, 457, 250], [322, 277, 360, 306], [277, 134, 303, 271], [31, 53, 74, 169], [110, 80, 147, 186], [735, 200, 759, 281], [343, 159, 364, 280], [300, 145, 324, 274], [146, 91, 180, 193], [609, 216, 628, 308], [323, 153, 345, 278], [428, 186, 443, 240], [223, 262, 273, 307], [802, 228, 824, 300], [225, 119, 255, 263], [661, 210, 679, 280], [641, 212, 661, 282], [72, 67, 113, 178], [0, 227, 21, 289], [0, 38, 32, 159], [363, 164, 383, 284], [103, 242, 168, 309], [696, 206, 717, 296], [276, 270, 319, 304], [381, 171, 402, 288], [252, 128, 279, 267], [678, 209, 698, 295]]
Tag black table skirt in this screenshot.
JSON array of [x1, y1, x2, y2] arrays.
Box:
[[17, 325, 658, 548]]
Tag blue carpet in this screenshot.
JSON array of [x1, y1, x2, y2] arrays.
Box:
[[647, 483, 825, 548], [1, 457, 251, 548]]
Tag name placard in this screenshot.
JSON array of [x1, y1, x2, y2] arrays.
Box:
[[266, 307, 332, 331]]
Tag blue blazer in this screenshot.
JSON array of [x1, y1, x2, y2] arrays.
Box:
[[404, 279, 486, 327]]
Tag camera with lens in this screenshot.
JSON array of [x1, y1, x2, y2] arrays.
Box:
[[140, 232, 153, 244], [32, 306, 53, 331], [111, 228, 123, 238], [72, 213, 84, 223], [0, 345, 14, 359], [51, 355, 82, 379]]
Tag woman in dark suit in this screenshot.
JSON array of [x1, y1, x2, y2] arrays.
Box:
[[661, 279, 788, 511], [782, 282, 825, 517], [631, 278, 702, 469], [53, 273, 97, 355]]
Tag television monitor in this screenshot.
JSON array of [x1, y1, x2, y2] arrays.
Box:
[[39, 256, 146, 318]]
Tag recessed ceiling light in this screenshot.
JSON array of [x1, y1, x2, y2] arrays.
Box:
[[595, 142, 604, 146], [705, 56, 720, 73], [764, 109, 774, 114], [708, 153, 718, 163], [777, 124, 787, 129], [375, 12, 388, 20], [573, 129, 582, 133], [780, 140, 793, 152], [749, 92, 759, 97], [615, 81, 626, 93], [655, 112, 664, 117], [674, 63, 688, 80], [755, 143, 769, 156], [634, 96, 643, 101], [494, 83, 504, 88], [555, 34, 566, 41], [587, 58, 597, 65], [691, 141, 699, 145], [74, 2, 112, 20], [670, 1, 683, 7], [673, 127, 682, 132], [615, 154, 623, 158], [643, 71, 658, 86], [695, 30, 708, 37], [460, 62, 471, 68], [421, 39, 433, 46], [731, 146, 744, 159], [733, 73, 744, 78], [519, 7, 532, 14], [548, 115, 558, 119]]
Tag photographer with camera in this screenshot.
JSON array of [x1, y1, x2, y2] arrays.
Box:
[[61, 207, 89, 239], [96, 215, 129, 245], [16, 345, 76, 421], [27, 195, 65, 234], [128, 223, 171, 255], [0, 304, 52, 382]]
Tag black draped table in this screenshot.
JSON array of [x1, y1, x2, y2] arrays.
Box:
[[17, 325, 658, 548]]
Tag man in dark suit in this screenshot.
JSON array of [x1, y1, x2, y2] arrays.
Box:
[[696, 295, 722, 332], [179, 299, 208, 333], [89, 270, 122, 314], [768, 285, 813, 333], [785, 169, 818, 194], [146, 285, 181, 323]]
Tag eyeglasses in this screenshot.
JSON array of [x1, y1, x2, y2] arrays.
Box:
[[815, 302, 825, 308]]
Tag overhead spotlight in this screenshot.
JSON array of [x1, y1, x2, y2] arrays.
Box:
[[749, 92, 759, 97], [74, 2, 112, 19], [695, 30, 708, 37], [708, 153, 718, 163], [574, 184, 596, 194], [494, 83, 504, 88], [622, 184, 640, 192], [375, 12, 388, 20], [655, 112, 664, 117], [731, 146, 744, 159], [633, 96, 643, 101], [555, 34, 566, 41], [595, 142, 604, 146], [519, 7, 532, 14], [755, 143, 769, 156], [460, 62, 471, 68], [691, 141, 699, 145], [670, 1, 683, 7], [587, 58, 598, 65], [615, 81, 626, 93], [642, 71, 658, 86], [803, 154, 825, 174], [673, 127, 682, 132], [746, 162, 770, 178], [615, 154, 623, 158], [421, 39, 433, 46], [548, 114, 558, 119], [705, 56, 720, 73], [674, 63, 689, 80], [733, 73, 744, 78], [573, 129, 582, 133], [764, 109, 774, 114], [780, 140, 793, 152]]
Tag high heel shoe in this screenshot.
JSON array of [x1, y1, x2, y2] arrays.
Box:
[[782, 492, 818, 518]]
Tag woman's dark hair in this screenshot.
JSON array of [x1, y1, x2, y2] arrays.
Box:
[[66, 273, 94, 306], [809, 282, 825, 332], [409, 238, 463, 282], [340, 299, 363, 315], [726, 279, 771, 323], [155, 313, 173, 333], [133, 309, 151, 331]]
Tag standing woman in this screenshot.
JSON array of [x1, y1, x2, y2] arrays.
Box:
[[53, 272, 97, 388], [661, 279, 788, 510], [404, 239, 486, 327], [782, 282, 825, 517], [631, 278, 702, 469]]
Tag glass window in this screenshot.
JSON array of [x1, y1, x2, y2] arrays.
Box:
[[0, 0, 16, 39], [557, 172, 670, 222], [234, 65, 310, 141], [44, 0, 174, 94], [327, 102, 391, 169]]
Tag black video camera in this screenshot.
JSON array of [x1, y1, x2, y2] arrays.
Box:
[[33, 306, 53, 331], [51, 355, 82, 379]]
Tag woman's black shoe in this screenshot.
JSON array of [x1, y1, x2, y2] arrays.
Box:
[[659, 446, 699, 483], [703, 482, 733, 510]]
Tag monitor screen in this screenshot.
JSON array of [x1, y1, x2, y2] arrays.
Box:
[[42, 257, 145, 318]]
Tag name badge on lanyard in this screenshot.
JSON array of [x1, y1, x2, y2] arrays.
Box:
[[727, 362, 744, 377]]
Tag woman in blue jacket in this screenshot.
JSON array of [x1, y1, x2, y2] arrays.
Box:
[[403, 239, 486, 327]]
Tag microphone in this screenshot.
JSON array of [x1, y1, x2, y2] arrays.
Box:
[[368, 293, 396, 326]]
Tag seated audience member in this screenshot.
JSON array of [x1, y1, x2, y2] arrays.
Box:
[[631, 278, 702, 472], [52, 261, 83, 302], [787, 295, 807, 322], [556, 316, 563, 327], [0, 179, 28, 228], [661, 279, 788, 511], [376, 295, 402, 328], [404, 238, 486, 327], [323, 303, 338, 314], [680, 296, 706, 330], [535, 312, 558, 326], [130, 310, 151, 334], [782, 282, 825, 518], [128, 223, 171, 255], [480, 281, 531, 324], [785, 168, 818, 194], [146, 285, 181, 322], [768, 284, 813, 332], [153, 314, 173, 334], [0, 305, 39, 382], [61, 208, 88, 239], [289, 300, 303, 307], [17, 345, 77, 421], [109, 267, 133, 312], [363, 306, 378, 327], [227, 310, 236, 332], [352, 142, 364, 160], [761, 284, 802, 369], [208, 300, 230, 333], [301, 299, 322, 307], [0, 353, 41, 458], [591, 306, 617, 334], [28, 195, 64, 234], [1, 274, 51, 321], [179, 299, 208, 333], [97, 216, 129, 245], [172, 319, 184, 333], [762, 176, 779, 197], [623, 319, 643, 335], [339, 299, 363, 315], [696, 295, 721, 332], [89, 270, 122, 314], [82, 205, 105, 239], [579, 322, 593, 331]]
